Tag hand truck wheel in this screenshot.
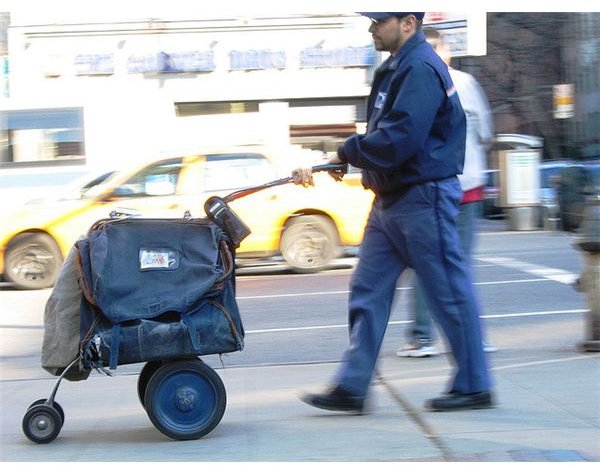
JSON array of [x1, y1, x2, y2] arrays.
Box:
[[22, 357, 79, 444], [22, 402, 63, 444], [138, 358, 199, 410], [144, 359, 226, 440], [28, 398, 65, 427], [137, 361, 163, 410]]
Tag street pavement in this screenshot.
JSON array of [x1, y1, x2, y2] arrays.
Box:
[[2, 311, 599, 461], [1, 219, 599, 461]]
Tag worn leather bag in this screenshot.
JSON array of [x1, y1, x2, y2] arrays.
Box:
[[75, 216, 244, 370]]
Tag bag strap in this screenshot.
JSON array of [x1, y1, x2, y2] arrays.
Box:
[[109, 324, 121, 370], [181, 314, 202, 352], [212, 240, 234, 289], [74, 242, 97, 307]]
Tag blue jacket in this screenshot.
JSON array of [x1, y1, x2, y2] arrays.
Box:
[[338, 30, 466, 197]]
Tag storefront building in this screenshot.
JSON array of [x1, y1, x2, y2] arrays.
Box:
[[0, 9, 480, 204]]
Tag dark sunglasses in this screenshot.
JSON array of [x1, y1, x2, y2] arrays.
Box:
[[369, 17, 393, 26], [370, 14, 413, 26]]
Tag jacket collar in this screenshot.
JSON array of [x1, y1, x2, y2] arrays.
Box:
[[387, 30, 426, 70]]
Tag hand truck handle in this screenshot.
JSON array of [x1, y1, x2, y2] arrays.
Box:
[[222, 163, 347, 203], [204, 163, 347, 247]]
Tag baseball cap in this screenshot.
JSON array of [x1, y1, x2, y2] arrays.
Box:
[[360, 12, 425, 21]]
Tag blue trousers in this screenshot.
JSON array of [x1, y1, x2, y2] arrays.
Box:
[[411, 201, 484, 342], [333, 178, 492, 397]]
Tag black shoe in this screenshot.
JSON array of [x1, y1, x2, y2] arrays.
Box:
[[299, 386, 365, 414], [426, 391, 494, 412]]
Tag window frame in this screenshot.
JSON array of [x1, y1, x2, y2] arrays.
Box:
[[0, 107, 86, 168]]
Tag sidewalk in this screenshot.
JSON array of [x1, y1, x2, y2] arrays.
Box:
[[2, 317, 599, 461]]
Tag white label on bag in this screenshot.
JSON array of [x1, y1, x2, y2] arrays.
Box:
[[139, 249, 179, 270]]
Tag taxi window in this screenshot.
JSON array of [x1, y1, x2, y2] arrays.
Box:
[[204, 154, 276, 192], [114, 158, 183, 197]]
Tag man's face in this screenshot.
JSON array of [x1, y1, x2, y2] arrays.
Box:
[[368, 15, 414, 55]]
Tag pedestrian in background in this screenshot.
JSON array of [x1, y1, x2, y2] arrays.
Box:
[[397, 27, 497, 358], [292, 12, 494, 412]]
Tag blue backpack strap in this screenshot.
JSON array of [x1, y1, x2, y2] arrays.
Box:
[[181, 314, 201, 352], [109, 323, 121, 369]]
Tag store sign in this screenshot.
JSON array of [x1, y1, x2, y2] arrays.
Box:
[[300, 45, 376, 68], [168, 51, 215, 73], [553, 84, 574, 119], [424, 12, 486, 57], [440, 27, 468, 57], [229, 49, 286, 70], [127, 51, 215, 74], [74, 53, 114, 75]]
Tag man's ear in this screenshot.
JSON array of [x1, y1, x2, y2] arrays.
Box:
[[401, 15, 418, 32]]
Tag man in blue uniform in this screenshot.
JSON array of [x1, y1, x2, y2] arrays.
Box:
[[293, 12, 494, 412]]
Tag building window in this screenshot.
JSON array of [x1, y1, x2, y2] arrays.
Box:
[[204, 153, 277, 192], [0, 107, 85, 167], [288, 97, 366, 160], [113, 158, 183, 197], [175, 101, 260, 117]]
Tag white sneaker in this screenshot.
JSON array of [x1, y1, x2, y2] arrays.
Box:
[[483, 340, 498, 353], [396, 340, 439, 358]]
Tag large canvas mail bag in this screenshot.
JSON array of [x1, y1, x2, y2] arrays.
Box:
[[75, 217, 244, 370]]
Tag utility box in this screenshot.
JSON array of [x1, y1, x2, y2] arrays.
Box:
[[499, 149, 542, 230]]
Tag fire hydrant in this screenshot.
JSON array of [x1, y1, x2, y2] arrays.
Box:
[[574, 193, 600, 352]]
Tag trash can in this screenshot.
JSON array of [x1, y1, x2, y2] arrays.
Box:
[[541, 195, 561, 231], [508, 206, 538, 231], [498, 148, 542, 231]]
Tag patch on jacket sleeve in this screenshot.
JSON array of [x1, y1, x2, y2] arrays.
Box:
[[375, 91, 387, 109]]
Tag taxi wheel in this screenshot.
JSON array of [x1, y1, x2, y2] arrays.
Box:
[[280, 215, 339, 274], [4, 233, 63, 290]]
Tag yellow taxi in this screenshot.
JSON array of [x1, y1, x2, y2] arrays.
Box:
[[0, 147, 374, 289]]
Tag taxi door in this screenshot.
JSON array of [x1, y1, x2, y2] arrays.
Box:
[[48, 157, 199, 253]]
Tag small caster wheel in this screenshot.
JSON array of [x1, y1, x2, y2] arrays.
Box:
[[22, 403, 62, 444], [144, 359, 226, 440], [137, 361, 163, 409], [28, 399, 65, 427]]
